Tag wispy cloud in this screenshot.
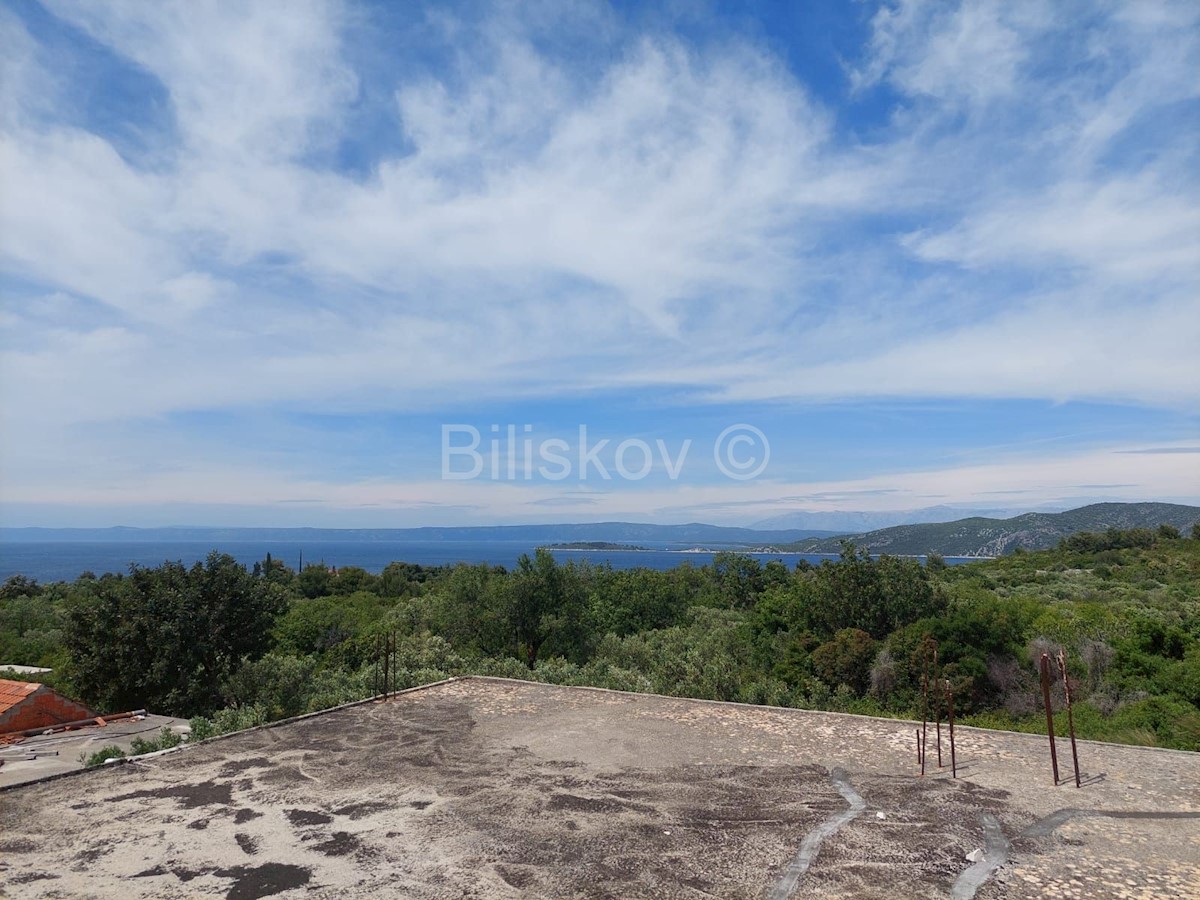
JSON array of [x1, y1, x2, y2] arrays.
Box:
[[1116, 447, 1200, 455], [525, 496, 602, 507], [1, 1, 1196, 525]]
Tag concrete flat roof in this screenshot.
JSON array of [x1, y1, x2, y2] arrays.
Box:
[[0, 714, 187, 789], [0, 677, 1197, 898]]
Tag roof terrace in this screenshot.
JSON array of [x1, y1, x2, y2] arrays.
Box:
[[1, 676, 1197, 898]]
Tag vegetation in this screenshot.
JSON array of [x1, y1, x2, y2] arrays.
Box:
[[63, 552, 287, 715], [3, 529, 1198, 750], [81, 745, 125, 767], [129, 726, 184, 756]]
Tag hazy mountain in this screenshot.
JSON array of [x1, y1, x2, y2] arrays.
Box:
[[0, 523, 837, 547], [781, 502, 1200, 557], [751, 505, 1030, 532]]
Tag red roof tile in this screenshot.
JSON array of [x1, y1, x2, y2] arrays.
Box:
[[0, 680, 41, 716]]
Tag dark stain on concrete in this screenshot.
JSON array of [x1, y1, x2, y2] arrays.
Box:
[[219, 757, 272, 776], [334, 800, 391, 819], [495, 864, 534, 888], [9, 871, 60, 883], [73, 845, 111, 864], [108, 780, 233, 809], [311, 831, 360, 857], [214, 862, 312, 900], [546, 792, 649, 814], [131, 864, 170, 878], [285, 808, 332, 827]]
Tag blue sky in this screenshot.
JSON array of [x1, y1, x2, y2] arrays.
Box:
[[1, 0, 1197, 527]]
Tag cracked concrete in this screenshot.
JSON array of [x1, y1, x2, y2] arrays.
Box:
[[0, 677, 1197, 898]]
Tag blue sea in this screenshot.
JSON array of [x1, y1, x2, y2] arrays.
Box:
[[0, 540, 974, 583]]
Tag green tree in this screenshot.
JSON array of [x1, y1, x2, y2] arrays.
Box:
[[378, 561, 439, 598], [707, 553, 764, 609], [811, 628, 878, 695], [807, 545, 945, 639], [255, 553, 294, 587], [273, 590, 384, 658], [0, 574, 40, 601], [296, 563, 334, 598], [65, 553, 286, 716], [504, 549, 573, 666], [588, 564, 697, 636]]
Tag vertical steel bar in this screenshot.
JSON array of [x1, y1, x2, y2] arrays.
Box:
[[1058, 650, 1081, 788], [920, 639, 930, 776], [933, 645, 942, 767], [1040, 653, 1060, 785], [916, 728, 922, 766], [945, 679, 957, 779]]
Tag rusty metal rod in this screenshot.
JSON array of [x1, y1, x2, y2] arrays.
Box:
[[4, 709, 147, 739], [1040, 653, 1060, 785], [920, 638, 931, 777], [945, 679, 957, 779], [933, 645, 942, 767], [1058, 650, 1081, 788]]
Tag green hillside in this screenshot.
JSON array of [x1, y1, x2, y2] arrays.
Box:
[[783, 502, 1200, 557]]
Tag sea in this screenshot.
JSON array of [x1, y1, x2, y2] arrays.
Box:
[[0, 540, 973, 583]]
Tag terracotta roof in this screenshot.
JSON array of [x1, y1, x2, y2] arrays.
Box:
[[0, 679, 41, 716]]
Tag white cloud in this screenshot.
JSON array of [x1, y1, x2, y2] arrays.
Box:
[[0, 128, 178, 316], [854, 0, 1033, 107], [707, 287, 1200, 408], [4, 439, 1195, 527], [905, 174, 1200, 280], [1, 1, 1197, 518], [41, 0, 358, 161]]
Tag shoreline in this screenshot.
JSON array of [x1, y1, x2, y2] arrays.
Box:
[[540, 546, 994, 561]]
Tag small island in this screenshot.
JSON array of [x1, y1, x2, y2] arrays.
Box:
[[542, 541, 650, 551]]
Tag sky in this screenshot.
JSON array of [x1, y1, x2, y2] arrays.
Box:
[[0, 0, 1197, 528]]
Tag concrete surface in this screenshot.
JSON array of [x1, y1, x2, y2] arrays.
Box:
[[0, 677, 1197, 898], [0, 715, 189, 789]]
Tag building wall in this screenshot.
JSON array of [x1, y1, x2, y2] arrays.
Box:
[[0, 684, 96, 735]]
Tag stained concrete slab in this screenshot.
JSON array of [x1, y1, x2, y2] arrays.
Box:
[[0, 677, 1196, 898], [0, 714, 186, 789]]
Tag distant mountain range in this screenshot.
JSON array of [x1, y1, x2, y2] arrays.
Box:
[[781, 502, 1200, 557], [4, 503, 1196, 558], [0, 523, 836, 546], [751, 505, 1038, 532]]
